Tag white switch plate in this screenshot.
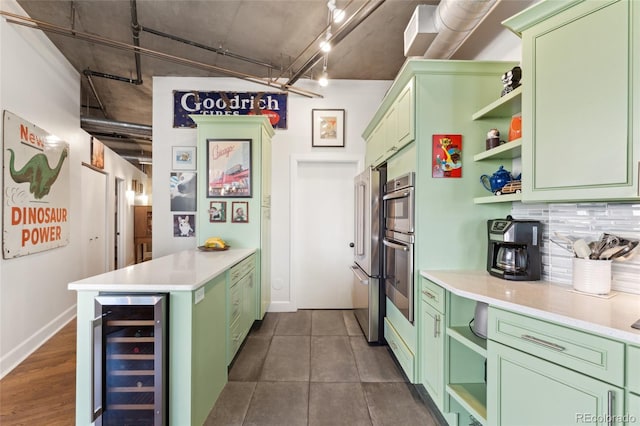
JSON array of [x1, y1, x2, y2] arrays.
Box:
[[195, 287, 205, 304]]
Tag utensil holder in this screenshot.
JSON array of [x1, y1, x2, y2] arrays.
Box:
[[572, 258, 612, 295]]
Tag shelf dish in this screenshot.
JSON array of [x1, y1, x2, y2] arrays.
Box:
[[447, 326, 487, 357], [473, 138, 522, 161]]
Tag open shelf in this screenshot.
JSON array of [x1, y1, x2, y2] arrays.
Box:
[[447, 383, 487, 425], [473, 138, 522, 161], [447, 326, 487, 357], [472, 87, 522, 120], [473, 193, 521, 204]]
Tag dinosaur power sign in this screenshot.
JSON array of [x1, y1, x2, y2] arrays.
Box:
[[3, 111, 70, 259]]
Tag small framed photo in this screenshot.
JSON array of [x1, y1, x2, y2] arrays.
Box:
[[207, 139, 252, 198], [172, 146, 196, 170], [91, 137, 105, 169], [173, 214, 195, 237], [209, 201, 227, 223], [231, 201, 249, 223], [312, 109, 345, 147]]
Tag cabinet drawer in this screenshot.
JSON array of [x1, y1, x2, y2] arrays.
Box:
[[384, 317, 414, 380], [489, 307, 624, 386], [628, 345, 640, 394], [420, 278, 445, 313], [230, 254, 255, 284], [229, 283, 241, 324]]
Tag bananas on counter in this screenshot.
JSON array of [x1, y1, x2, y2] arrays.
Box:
[[204, 236, 227, 248]]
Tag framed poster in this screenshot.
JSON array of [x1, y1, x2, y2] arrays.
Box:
[[173, 214, 195, 237], [172, 146, 196, 170], [207, 139, 252, 198], [312, 109, 345, 147], [209, 201, 227, 222], [231, 201, 249, 223], [91, 137, 105, 170], [170, 172, 197, 211], [432, 134, 462, 178]]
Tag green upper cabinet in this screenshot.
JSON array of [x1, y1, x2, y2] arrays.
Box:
[[504, 0, 640, 202], [363, 77, 415, 167]]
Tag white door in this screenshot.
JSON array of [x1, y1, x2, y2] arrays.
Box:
[[292, 158, 359, 308], [82, 165, 108, 278]]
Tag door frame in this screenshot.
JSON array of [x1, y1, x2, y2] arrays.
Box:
[[81, 162, 109, 277], [115, 177, 126, 269], [289, 154, 363, 311]]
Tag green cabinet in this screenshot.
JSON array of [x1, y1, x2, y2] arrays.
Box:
[[227, 254, 257, 364], [628, 392, 640, 426], [419, 278, 446, 411], [192, 115, 274, 320], [504, 0, 640, 202], [488, 340, 624, 426], [364, 78, 415, 167]]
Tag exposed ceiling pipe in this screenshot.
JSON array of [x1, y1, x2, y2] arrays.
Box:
[[130, 0, 143, 84], [285, 0, 386, 87], [1, 11, 322, 98], [81, 116, 152, 139], [84, 72, 107, 117], [423, 0, 499, 59]]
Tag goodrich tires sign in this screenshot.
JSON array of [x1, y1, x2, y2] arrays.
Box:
[[2, 111, 70, 259]]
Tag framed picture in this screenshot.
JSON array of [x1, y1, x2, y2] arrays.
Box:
[[432, 134, 462, 178], [172, 146, 196, 170], [231, 201, 249, 223], [173, 214, 195, 237], [207, 139, 252, 197], [312, 109, 345, 147], [209, 201, 227, 222], [170, 172, 197, 211], [91, 137, 105, 169]]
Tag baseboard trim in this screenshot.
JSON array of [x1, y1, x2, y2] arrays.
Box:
[[266, 301, 297, 312], [0, 304, 76, 379]]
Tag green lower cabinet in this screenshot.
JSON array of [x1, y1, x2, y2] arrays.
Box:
[[488, 340, 624, 426], [627, 393, 640, 425], [420, 300, 445, 411]]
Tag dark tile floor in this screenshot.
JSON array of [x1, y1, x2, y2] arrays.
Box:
[[205, 309, 442, 426]]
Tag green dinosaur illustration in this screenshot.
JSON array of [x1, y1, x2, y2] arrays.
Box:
[[7, 147, 68, 199]]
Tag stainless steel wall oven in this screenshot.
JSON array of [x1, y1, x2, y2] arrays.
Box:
[[383, 173, 415, 323]]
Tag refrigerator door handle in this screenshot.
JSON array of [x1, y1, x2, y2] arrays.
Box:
[[350, 265, 369, 285], [91, 313, 107, 422], [355, 182, 366, 256]]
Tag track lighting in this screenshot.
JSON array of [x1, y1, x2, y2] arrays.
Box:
[[327, 0, 345, 23], [320, 31, 332, 53], [318, 61, 329, 87]]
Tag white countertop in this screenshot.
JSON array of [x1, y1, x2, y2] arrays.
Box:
[[68, 248, 256, 292], [421, 270, 640, 345]]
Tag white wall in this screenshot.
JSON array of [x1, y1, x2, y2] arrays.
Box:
[[0, 0, 149, 377], [152, 77, 392, 310]]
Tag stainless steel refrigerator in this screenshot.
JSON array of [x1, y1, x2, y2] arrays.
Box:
[[350, 165, 385, 343]]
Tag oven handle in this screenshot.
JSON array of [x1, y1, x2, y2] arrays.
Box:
[[382, 189, 412, 201], [383, 239, 409, 251]]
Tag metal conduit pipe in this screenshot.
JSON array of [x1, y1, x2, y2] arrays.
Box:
[[423, 0, 499, 59], [81, 117, 152, 139], [130, 0, 143, 84]]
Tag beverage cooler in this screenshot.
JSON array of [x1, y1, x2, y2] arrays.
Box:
[[93, 294, 168, 425]]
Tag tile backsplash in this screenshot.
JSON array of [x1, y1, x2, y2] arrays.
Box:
[[511, 202, 640, 295]]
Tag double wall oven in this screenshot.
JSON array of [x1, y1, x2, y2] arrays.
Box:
[[382, 172, 415, 323]]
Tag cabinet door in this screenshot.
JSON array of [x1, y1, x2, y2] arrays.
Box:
[[628, 392, 640, 426], [242, 269, 256, 333], [522, 0, 639, 201], [261, 126, 272, 207], [366, 121, 386, 167], [488, 341, 624, 426], [420, 301, 445, 411], [395, 79, 415, 150], [385, 102, 399, 156], [260, 207, 271, 319]]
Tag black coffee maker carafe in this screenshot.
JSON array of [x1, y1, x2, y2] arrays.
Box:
[[487, 216, 541, 281]]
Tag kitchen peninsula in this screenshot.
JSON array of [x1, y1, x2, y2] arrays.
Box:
[[68, 248, 257, 426]]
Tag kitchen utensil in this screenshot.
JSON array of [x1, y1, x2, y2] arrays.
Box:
[[550, 238, 574, 254], [598, 245, 624, 260], [573, 239, 591, 259], [610, 240, 639, 261], [496, 245, 528, 272]]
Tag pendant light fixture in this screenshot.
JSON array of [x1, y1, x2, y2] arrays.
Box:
[[318, 55, 329, 87], [328, 0, 346, 23]]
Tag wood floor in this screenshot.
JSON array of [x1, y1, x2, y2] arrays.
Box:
[[0, 319, 76, 426]]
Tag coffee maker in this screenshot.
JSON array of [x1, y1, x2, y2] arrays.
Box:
[[487, 216, 541, 281]]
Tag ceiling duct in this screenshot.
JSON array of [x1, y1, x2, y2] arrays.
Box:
[[423, 0, 499, 59], [403, 5, 438, 57], [81, 117, 152, 140]]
